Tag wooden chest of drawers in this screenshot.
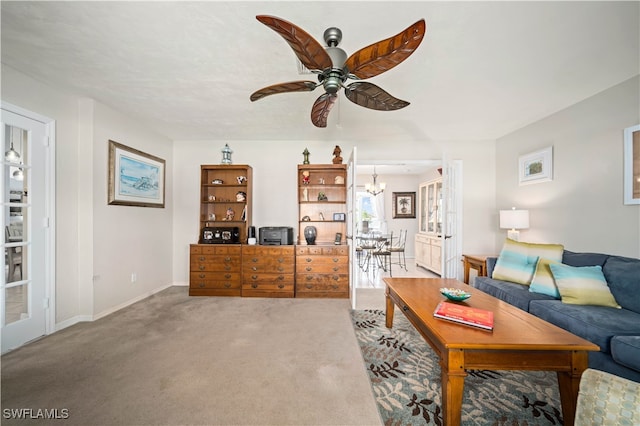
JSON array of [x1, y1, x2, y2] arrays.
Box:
[[295, 245, 349, 298], [242, 246, 295, 298], [189, 244, 242, 296]]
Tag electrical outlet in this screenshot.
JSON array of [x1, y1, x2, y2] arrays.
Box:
[[131, 273, 137, 283]]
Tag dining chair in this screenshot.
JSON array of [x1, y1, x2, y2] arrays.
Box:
[[5, 226, 23, 282], [372, 232, 392, 276], [388, 229, 407, 271]]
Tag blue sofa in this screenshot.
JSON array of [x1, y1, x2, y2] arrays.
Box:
[[473, 250, 640, 383]]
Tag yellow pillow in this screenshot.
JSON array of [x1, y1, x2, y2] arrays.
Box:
[[549, 263, 621, 308], [492, 239, 564, 285]]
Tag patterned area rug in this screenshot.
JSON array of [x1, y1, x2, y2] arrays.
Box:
[[351, 309, 564, 425]]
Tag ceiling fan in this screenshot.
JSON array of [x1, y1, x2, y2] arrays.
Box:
[[250, 15, 426, 128]]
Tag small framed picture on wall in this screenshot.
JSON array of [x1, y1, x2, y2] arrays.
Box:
[[392, 192, 416, 219]]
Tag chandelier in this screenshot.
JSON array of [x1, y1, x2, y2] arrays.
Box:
[[365, 166, 386, 196]]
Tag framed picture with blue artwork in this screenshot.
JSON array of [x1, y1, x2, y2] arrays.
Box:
[[108, 140, 165, 208], [519, 146, 553, 185]]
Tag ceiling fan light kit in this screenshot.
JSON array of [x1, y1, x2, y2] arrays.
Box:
[[250, 15, 426, 128]]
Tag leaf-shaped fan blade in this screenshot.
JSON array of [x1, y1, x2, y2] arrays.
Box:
[[345, 19, 426, 79], [250, 81, 318, 102], [344, 82, 409, 111], [256, 15, 333, 72], [310, 93, 337, 128]]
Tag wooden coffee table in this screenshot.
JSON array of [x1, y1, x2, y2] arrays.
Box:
[[384, 277, 599, 426]]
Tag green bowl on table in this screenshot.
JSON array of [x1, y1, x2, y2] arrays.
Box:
[[440, 287, 472, 302]]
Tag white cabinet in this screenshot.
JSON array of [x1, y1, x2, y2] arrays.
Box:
[[415, 233, 442, 275], [416, 177, 443, 275]]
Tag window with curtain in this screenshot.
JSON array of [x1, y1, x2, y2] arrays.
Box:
[[356, 190, 385, 234]]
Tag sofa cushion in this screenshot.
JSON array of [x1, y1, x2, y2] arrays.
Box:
[[562, 250, 609, 268], [492, 239, 563, 285], [602, 256, 640, 314], [529, 258, 561, 298], [549, 263, 620, 308], [474, 277, 555, 312], [611, 336, 640, 373], [529, 300, 640, 353]]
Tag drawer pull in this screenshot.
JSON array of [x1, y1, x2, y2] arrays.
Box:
[[332, 285, 339, 289], [252, 266, 258, 271], [199, 283, 205, 288], [199, 265, 205, 271], [305, 284, 313, 289], [224, 274, 231, 279], [224, 283, 231, 288], [277, 275, 284, 281], [251, 283, 258, 289], [278, 284, 285, 289], [332, 258, 339, 263], [305, 258, 312, 262], [224, 257, 232, 262], [277, 258, 284, 263], [199, 273, 205, 279], [199, 256, 205, 261], [305, 266, 312, 272], [224, 266, 231, 271], [306, 276, 313, 281], [251, 275, 258, 280], [332, 275, 339, 281], [252, 257, 258, 263], [332, 267, 339, 272], [277, 266, 284, 272]]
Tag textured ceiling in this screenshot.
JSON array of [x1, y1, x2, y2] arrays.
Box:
[[1, 1, 638, 143]]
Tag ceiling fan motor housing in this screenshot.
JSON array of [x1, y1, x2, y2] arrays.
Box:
[[321, 46, 348, 93]]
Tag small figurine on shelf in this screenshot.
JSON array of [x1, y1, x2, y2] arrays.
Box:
[[302, 170, 310, 185], [224, 207, 235, 221], [332, 145, 343, 164], [236, 175, 247, 184], [236, 191, 246, 202], [317, 192, 328, 201], [302, 148, 310, 164]]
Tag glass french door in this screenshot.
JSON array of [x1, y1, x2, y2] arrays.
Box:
[[2, 106, 51, 353]]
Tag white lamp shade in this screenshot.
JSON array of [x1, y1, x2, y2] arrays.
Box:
[[499, 209, 529, 230]]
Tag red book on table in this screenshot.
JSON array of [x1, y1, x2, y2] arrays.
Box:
[[433, 301, 494, 330]]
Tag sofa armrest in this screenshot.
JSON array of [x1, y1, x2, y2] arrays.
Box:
[[486, 257, 498, 277]]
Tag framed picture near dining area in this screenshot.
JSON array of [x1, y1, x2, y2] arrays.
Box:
[[108, 140, 166, 208], [392, 192, 416, 219]]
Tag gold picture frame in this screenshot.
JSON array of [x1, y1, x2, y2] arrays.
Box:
[[108, 140, 166, 208]]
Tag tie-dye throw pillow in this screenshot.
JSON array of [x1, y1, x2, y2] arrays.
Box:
[[492, 239, 564, 285]]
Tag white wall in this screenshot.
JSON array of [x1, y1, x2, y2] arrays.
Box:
[[172, 139, 497, 283], [2, 65, 174, 325], [91, 101, 174, 316], [2, 64, 83, 323], [495, 76, 640, 257]]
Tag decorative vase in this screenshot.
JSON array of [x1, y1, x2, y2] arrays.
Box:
[[304, 226, 317, 245]]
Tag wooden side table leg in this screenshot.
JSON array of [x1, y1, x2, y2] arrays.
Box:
[[463, 257, 471, 284], [441, 350, 466, 426], [385, 289, 395, 328], [557, 351, 589, 426]]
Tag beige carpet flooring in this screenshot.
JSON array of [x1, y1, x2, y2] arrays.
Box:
[[1, 287, 382, 425]]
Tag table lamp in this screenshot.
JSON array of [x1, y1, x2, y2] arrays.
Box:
[[499, 207, 529, 241]]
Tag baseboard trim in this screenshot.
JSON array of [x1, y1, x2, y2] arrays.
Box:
[[93, 283, 175, 321], [54, 283, 176, 331]]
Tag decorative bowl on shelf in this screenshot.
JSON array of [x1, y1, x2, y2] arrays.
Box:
[[440, 287, 472, 301]]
